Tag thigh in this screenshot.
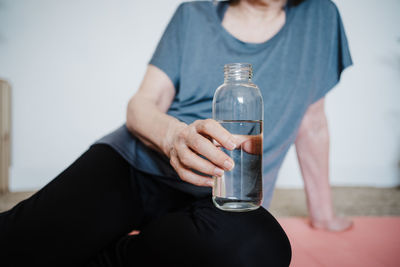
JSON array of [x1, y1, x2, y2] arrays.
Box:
[[92, 198, 292, 267], [0, 144, 144, 266]]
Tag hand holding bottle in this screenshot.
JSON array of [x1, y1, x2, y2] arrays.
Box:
[[166, 119, 236, 187]]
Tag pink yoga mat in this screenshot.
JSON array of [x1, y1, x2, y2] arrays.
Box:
[[278, 217, 400, 267]]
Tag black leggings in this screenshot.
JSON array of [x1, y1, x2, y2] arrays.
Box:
[[0, 144, 291, 267]]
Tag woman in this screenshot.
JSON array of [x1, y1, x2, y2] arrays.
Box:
[[0, 0, 352, 266]]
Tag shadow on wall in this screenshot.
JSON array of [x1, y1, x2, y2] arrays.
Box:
[[397, 136, 400, 184], [382, 36, 400, 185], [396, 37, 400, 184], [397, 37, 400, 185], [0, 1, 6, 44]]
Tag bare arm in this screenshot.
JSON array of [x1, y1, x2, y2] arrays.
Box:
[[126, 65, 236, 187], [295, 98, 352, 231], [126, 65, 182, 154]]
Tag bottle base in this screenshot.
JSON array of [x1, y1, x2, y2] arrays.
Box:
[[212, 197, 261, 212]]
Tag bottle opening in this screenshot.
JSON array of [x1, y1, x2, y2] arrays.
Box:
[[224, 63, 253, 82]]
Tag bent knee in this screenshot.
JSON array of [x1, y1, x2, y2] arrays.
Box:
[[191, 201, 291, 267], [140, 199, 291, 267], [214, 208, 291, 266]]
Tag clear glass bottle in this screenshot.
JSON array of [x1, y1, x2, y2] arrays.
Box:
[[212, 63, 263, 212]]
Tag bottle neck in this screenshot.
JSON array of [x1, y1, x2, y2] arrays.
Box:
[[224, 63, 253, 83]]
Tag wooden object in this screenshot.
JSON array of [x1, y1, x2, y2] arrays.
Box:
[[0, 80, 11, 194]]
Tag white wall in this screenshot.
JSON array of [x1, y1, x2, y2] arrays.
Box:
[[0, 0, 399, 191]]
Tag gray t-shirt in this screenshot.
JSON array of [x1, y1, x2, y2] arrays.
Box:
[[96, 0, 352, 207]]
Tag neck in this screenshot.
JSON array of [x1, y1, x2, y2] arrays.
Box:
[[231, 0, 287, 22]]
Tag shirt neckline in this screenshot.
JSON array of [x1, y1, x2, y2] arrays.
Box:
[[213, 1, 293, 51]]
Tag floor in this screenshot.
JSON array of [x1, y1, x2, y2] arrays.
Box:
[[0, 191, 34, 212], [1, 187, 400, 267], [1, 186, 400, 215], [279, 217, 400, 267], [269, 186, 400, 217]]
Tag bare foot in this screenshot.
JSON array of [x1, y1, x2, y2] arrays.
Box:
[[311, 217, 353, 232]]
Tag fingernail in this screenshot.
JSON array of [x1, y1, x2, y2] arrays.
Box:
[[214, 167, 224, 177], [223, 160, 234, 170], [227, 140, 236, 150]]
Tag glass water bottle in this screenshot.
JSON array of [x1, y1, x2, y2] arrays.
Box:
[[212, 63, 264, 212]]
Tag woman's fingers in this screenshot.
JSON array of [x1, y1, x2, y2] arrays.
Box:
[[168, 119, 241, 187], [238, 135, 263, 155], [194, 119, 237, 150], [169, 151, 214, 187], [176, 145, 225, 177], [186, 133, 234, 171]]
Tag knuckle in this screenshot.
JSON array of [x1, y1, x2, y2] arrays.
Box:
[[223, 132, 232, 142], [179, 152, 191, 166], [203, 119, 214, 131], [207, 164, 217, 175], [191, 137, 202, 151], [169, 156, 176, 168], [177, 130, 188, 142], [204, 118, 215, 125], [196, 120, 207, 132], [198, 163, 214, 177], [192, 120, 201, 127], [199, 163, 212, 176], [173, 143, 180, 153], [188, 125, 198, 135], [170, 147, 177, 156], [180, 172, 191, 182]]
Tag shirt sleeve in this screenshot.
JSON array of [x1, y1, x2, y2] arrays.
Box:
[[149, 3, 186, 91], [311, 3, 353, 103]]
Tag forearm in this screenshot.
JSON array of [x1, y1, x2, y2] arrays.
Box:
[[126, 96, 186, 157], [126, 93, 236, 188], [295, 115, 334, 222]]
